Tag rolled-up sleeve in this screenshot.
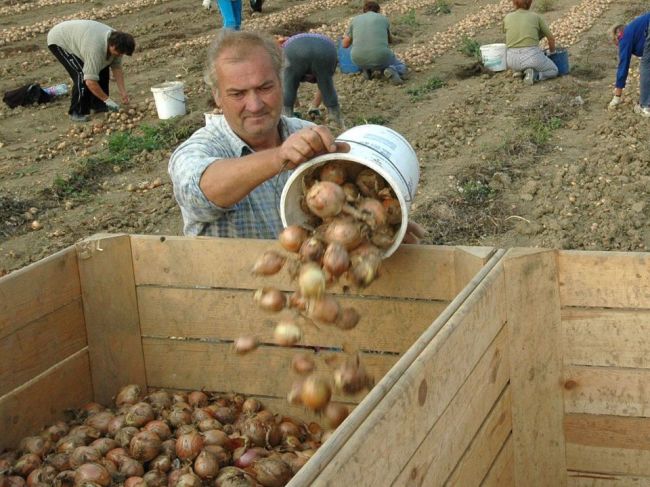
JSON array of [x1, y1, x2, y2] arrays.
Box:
[[168, 129, 228, 224]]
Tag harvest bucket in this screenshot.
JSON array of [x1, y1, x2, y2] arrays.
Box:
[[280, 124, 420, 258], [547, 48, 570, 75], [479, 43, 507, 72], [150, 81, 186, 119], [338, 37, 361, 74]]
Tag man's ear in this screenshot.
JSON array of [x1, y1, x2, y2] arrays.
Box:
[[212, 88, 221, 109]]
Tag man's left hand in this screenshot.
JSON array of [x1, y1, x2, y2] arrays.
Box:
[[402, 221, 427, 244], [121, 93, 130, 105], [278, 125, 349, 170]]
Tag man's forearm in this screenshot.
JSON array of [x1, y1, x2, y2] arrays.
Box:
[[200, 149, 284, 207], [112, 67, 127, 97], [85, 79, 108, 101]]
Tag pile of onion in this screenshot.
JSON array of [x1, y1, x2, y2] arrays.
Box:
[[0, 384, 325, 487]]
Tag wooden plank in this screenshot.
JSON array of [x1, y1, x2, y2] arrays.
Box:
[[0, 300, 86, 396], [454, 247, 494, 294], [444, 387, 512, 487], [130, 235, 459, 300], [76, 234, 146, 406], [563, 308, 650, 368], [566, 443, 650, 477], [564, 366, 650, 416], [565, 414, 650, 451], [568, 472, 650, 487], [0, 246, 80, 340], [289, 251, 507, 486], [143, 339, 397, 403], [481, 435, 514, 487], [0, 349, 93, 451], [138, 287, 448, 353], [503, 248, 566, 486], [392, 328, 510, 486], [558, 251, 650, 309]]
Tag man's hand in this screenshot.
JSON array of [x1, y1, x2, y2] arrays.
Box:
[[120, 93, 130, 105], [277, 125, 349, 170], [402, 221, 427, 244], [608, 95, 622, 110], [105, 98, 120, 112]]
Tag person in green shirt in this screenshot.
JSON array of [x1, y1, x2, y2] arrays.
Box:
[[503, 0, 558, 85]]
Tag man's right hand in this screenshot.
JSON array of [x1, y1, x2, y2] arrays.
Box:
[[105, 98, 120, 112], [608, 95, 622, 110], [277, 125, 349, 170]]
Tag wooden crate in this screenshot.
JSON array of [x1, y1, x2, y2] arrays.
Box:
[[0, 234, 494, 456], [4, 236, 646, 486]]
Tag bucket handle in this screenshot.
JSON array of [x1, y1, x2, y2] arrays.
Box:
[[164, 92, 186, 103]]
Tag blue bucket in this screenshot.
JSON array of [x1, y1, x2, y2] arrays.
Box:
[[337, 37, 360, 74], [548, 49, 570, 76]]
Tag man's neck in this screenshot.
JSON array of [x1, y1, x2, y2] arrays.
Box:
[[245, 124, 283, 152]]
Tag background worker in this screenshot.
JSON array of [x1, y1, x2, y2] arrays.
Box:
[[168, 30, 347, 239], [47, 19, 134, 122], [607, 12, 650, 117], [203, 0, 243, 30], [503, 0, 558, 85], [279, 33, 345, 129], [342, 0, 407, 85]]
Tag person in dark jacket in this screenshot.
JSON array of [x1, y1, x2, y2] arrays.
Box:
[[608, 12, 650, 116]]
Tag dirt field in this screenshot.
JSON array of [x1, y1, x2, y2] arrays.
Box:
[[1, 0, 648, 274]]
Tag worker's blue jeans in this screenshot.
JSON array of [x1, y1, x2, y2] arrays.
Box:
[[641, 34, 650, 107], [217, 0, 242, 30]]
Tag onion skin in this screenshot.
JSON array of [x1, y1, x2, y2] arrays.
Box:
[[193, 450, 220, 480], [278, 225, 309, 253], [187, 391, 209, 408], [124, 477, 146, 487], [341, 182, 359, 203], [273, 320, 302, 347], [358, 198, 387, 229], [322, 217, 364, 251], [324, 403, 349, 429], [73, 463, 110, 487], [250, 457, 293, 487], [242, 398, 262, 414], [298, 263, 326, 299], [142, 470, 167, 487], [13, 454, 41, 477], [125, 402, 155, 428], [291, 353, 315, 375], [147, 390, 172, 410], [69, 446, 101, 469], [355, 169, 386, 198], [176, 432, 204, 460], [115, 384, 142, 408], [300, 377, 332, 412], [382, 197, 402, 225], [130, 430, 161, 462], [298, 237, 325, 263], [307, 295, 341, 324], [19, 437, 51, 459], [335, 307, 361, 330], [143, 420, 172, 441], [254, 288, 286, 312], [234, 336, 259, 355], [334, 358, 374, 395], [319, 161, 347, 185], [322, 242, 350, 277], [252, 251, 285, 276], [305, 181, 346, 219]]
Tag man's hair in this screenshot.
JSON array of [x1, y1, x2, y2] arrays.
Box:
[[108, 31, 135, 56], [512, 0, 532, 9], [204, 29, 282, 93], [610, 23, 625, 43], [363, 0, 380, 13]]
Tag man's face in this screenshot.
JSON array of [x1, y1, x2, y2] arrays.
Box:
[[214, 46, 283, 147], [108, 45, 122, 57]]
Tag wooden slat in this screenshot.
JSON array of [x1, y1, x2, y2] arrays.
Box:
[[568, 472, 650, 486], [138, 287, 448, 353], [76, 234, 146, 406], [143, 339, 397, 403], [563, 308, 650, 368], [289, 252, 507, 486], [393, 328, 510, 486], [454, 247, 494, 294], [0, 349, 93, 451], [564, 366, 650, 416], [558, 251, 650, 309], [565, 414, 650, 451], [0, 246, 80, 339], [0, 300, 86, 396], [130, 235, 459, 300], [504, 248, 566, 486], [444, 387, 512, 487], [566, 443, 650, 477], [481, 436, 514, 487]]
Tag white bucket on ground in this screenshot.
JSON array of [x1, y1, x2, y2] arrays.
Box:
[[280, 124, 420, 258], [480, 43, 507, 72], [150, 81, 186, 119]]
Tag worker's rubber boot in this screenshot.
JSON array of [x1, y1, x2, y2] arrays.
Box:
[[327, 106, 345, 130]]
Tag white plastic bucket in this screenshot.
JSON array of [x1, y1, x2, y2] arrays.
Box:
[[280, 124, 420, 258], [150, 81, 186, 119], [480, 43, 507, 72]]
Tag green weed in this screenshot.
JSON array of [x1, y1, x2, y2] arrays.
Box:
[[457, 179, 494, 204], [396, 10, 419, 27], [536, 0, 556, 12], [353, 115, 389, 126], [527, 116, 563, 146], [406, 77, 445, 101], [459, 37, 481, 60]]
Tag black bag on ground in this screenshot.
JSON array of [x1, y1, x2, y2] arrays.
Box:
[[2, 83, 53, 109], [249, 0, 263, 12]]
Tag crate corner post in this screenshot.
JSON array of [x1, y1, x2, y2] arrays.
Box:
[[76, 233, 147, 406], [503, 248, 567, 487]]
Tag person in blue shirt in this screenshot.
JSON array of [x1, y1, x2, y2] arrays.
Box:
[[608, 12, 650, 117]]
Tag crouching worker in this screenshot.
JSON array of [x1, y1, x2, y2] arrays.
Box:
[[503, 0, 558, 85], [47, 20, 135, 122], [168, 30, 348, 239], [607, 12, 650, 116]]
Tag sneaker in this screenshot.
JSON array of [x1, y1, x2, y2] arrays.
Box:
[[362, 69, 372, 81], [70, 113, 90, 122], [633, 104, 650, 117], [523, 68, 535, 85], [383, 67, 404, 85]]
